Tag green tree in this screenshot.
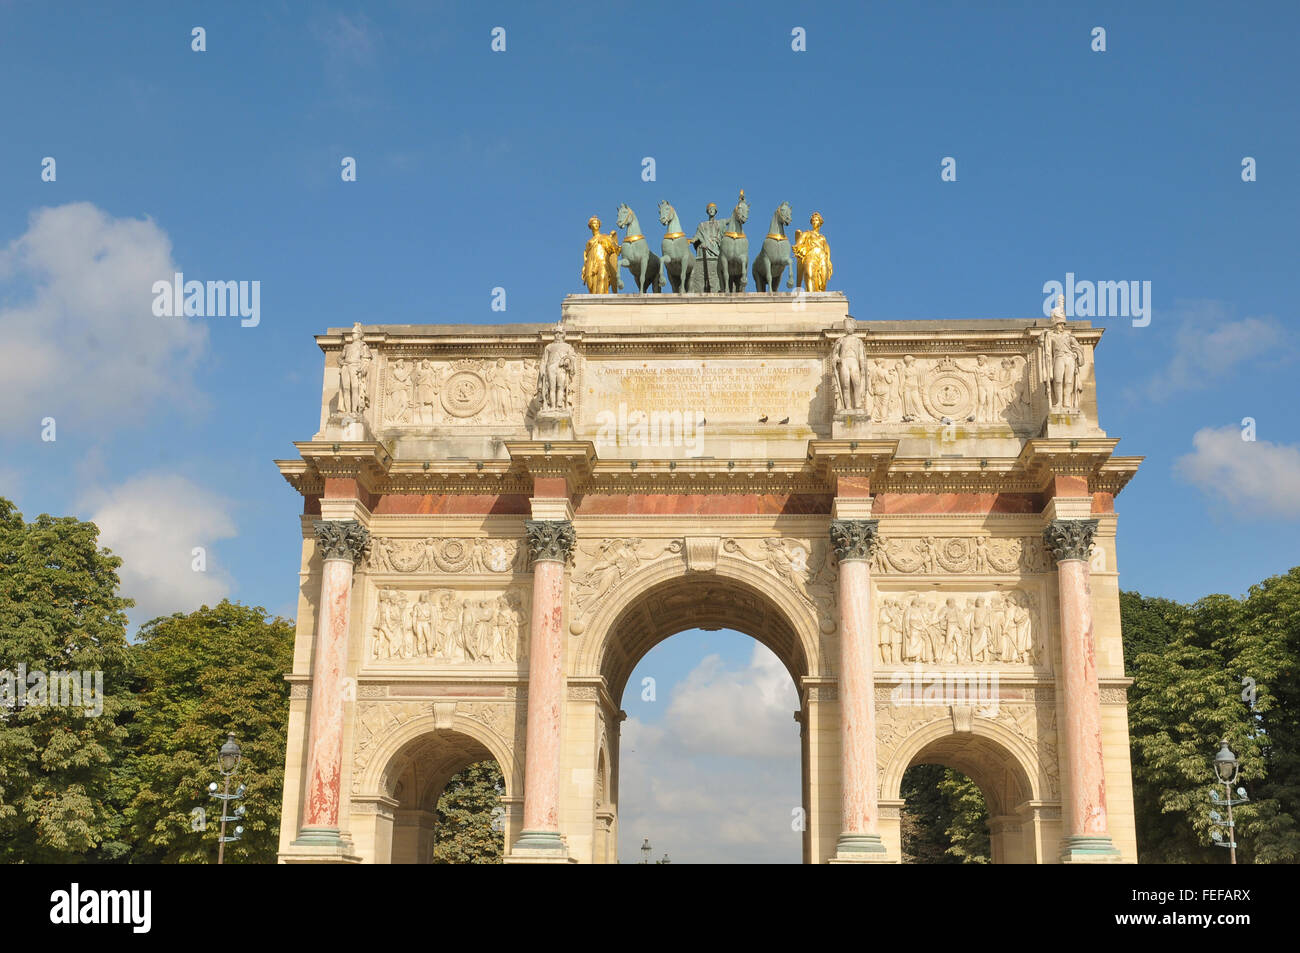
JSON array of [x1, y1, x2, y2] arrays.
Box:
[[1123, 572, 1300, 864], [0, 498, 133, 862], [118, 600, 293, 863], [430, 760, 504, 863], [900, 763, 989, 863]]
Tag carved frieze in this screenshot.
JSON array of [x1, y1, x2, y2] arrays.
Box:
[[380, 357, 538, 427], [369, 586, 527, 665], [876, 588, 1041, 666], [871, 535, 1051, 575], [368, 537, 524, 574], [845, 352, 1033, 425]]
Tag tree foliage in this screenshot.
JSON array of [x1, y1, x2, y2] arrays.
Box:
[[118, 600, 294, 863], [0, 499, 134, 863], [1122, 570, 1300, 863], [430, 760, 504, 864], [900, 763, 990, 863]]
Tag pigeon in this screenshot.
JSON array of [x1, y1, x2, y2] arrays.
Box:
[[778, 416, 790, 425], [758, 415, 768, 423]]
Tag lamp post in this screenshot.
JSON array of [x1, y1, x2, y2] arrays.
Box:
[[212, 733, 245, 865], [640, 837, 651, 865], [1208, 739, 1248, 864]]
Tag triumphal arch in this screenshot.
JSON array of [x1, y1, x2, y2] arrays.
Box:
[[275, 282, 1141, 864]]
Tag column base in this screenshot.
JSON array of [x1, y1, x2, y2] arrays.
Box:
[[830, 833, 894, 863], [504, 830, 577, 864], [1060, 835, 1123, 864], [280, 827, 362, 864]]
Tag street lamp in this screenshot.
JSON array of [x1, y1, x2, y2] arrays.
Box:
[[1208, 739, 1248, 864], [640, 837, 651, 864], [211, 733, 245, 865]]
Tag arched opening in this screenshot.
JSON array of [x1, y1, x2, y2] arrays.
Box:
[[589, 570, 819, 863], [372, 727, 513, 864], [888, 729, 1041, 864]]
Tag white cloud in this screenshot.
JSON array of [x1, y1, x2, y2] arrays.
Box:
[[0, 202, 207, 437], [78, 471, 237, 625], [618, 643, 803, 863], [1175, 425, 1300, 518], [1139, 300, 1289, 402]]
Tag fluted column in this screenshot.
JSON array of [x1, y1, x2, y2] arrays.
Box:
[[830, 519, 888, 858], [295, 519, 369, 846], [512, 519, 576, 853], [1044, 518, 1120, 861]]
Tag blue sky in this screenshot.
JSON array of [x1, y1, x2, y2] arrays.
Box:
[[1, 2, 1296, 862]]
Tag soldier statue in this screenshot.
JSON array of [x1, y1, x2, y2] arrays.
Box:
[[537, 325, 577, 412], [691, 202, 724, 292], [832, 316, 868, 413], [1042, 294, 1086, 412]]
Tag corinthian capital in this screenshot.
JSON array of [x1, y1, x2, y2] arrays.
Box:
[[525, 520, 576, 564], [830, 519, 881, 563], [1043, 519, 1098, 563], [313, 520, 371, 563]]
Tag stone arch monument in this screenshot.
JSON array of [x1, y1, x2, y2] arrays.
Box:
[[275, 291, 1140, 863]]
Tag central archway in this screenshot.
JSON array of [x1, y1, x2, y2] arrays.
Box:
[[576, 555, 830, 863]]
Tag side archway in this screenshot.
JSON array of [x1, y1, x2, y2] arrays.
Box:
[[352, 711, 522, 863], [879, 715, 1051, 863]]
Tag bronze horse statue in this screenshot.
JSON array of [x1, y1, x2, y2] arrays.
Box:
[[658, 200, 694, 294], [752, 201, 795, 292], [615, 203, 664, 293], [718, 191, 750, 293]]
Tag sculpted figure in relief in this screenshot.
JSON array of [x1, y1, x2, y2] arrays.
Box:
[[831, 317, 868, 413], [883, 590, 1038, 665], [899, 355, 925, 422], [1042, 294, 1086, 412], [537, 326, 577, 412], [338, 322, 373, 417]]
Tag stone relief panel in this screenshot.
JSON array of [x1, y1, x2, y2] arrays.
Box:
[[876, 588, 1042, 667], [992, 704, 1060, 799], [871, 535, 1051, 575], [368, 536, 525, 574], [839, 354, 1034, 426], [352, 700, 430, 793], [569, 538, 684, 627], [721, 537, 838, 632], [368, 586, 528, 665], [378, 357, 538, 427]]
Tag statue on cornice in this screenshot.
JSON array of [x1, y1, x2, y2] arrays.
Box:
[[831, 316, 867, 413], [536, 325, 577, 413], [793, 212, 832, 292], [581, 216, 622, 294], [338, 322, 372, 417], [1042, 294, 1086, 413]]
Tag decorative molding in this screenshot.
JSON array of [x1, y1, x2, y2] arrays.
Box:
[[871, 535, 1050, 575], [829, 519, 880, 563], [368, 536, 525, 574], [525, 520, 577, 564], [314, 520, 371, 563], [1043, 519, 1099, 563]]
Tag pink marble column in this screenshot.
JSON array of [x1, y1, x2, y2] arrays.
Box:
[[296, 519, 368, 846], [830, 519, 887, 857], [1044, 518, 1119, 860], [513, 519, 575, 853]]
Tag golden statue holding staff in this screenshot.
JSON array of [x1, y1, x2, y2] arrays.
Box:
[[793, 211, 833, 292], [581, 216, 622, 293]]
